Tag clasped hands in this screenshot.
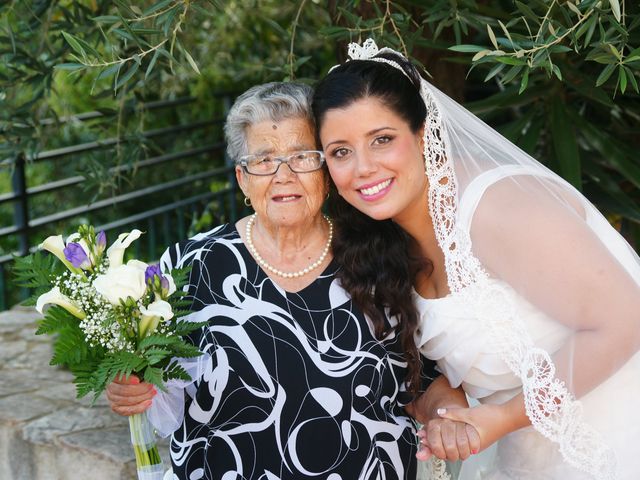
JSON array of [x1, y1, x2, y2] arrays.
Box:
[[411, 403, 509, 462], [407, 376, 512, 463]]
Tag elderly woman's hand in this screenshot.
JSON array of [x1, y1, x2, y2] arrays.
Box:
[[105, 374, 156, 416], [435, 397, 528, 456], [405, 375, 480, 462], [416, 414, 480, 462]]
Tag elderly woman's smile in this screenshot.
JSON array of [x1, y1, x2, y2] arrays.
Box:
[[272, 194, 301, 202]]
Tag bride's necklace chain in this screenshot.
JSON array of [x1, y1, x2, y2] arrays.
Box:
[[245, 213, 333, 279]]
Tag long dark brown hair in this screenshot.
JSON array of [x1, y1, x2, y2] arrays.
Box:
[[312, 54, 432, 393]]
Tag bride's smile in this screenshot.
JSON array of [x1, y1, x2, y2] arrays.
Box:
[[319, 98, 428, 225]]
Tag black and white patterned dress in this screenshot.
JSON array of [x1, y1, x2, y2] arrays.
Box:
[[160, 223, 437, 480]]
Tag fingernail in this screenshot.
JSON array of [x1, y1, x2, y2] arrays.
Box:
[[437, 408, 446, 416], [471, 449, 478, 454]]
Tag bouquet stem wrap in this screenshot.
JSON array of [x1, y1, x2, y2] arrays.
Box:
[[129, 410, 164, 480]]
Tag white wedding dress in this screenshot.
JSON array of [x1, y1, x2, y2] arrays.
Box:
[[414, 166, 640, 480], [329, 38, 640, 480]]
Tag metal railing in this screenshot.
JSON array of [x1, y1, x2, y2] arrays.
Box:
[[0, 95, 242, 310]]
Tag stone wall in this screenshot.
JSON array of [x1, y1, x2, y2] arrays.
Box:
[[0, 306, 170, 480]]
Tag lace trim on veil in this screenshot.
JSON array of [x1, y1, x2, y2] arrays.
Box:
[[419, 79, 616, 480]]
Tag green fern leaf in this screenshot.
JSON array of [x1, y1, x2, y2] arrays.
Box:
[[71, 359, 103, 399], [170, 342, 203, 358], [87, 352, 147, 398], [51, 323, 92, 366], [172, 320, 207, 337], [168, 265, 191, 291], [36, 305, 78, 335], [12, 253, 65, 304], [138, 334, 176, 350], [13, 252, 61, 286], [143, 366, 164, 387], [164, 360, 190, 382], [143, 347, 171, 365]]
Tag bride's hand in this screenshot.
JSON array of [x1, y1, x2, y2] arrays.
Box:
[[417, 415, 480, 462], [106, 374, 156, 416]]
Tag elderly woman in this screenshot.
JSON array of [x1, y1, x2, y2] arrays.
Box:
[[106, 82, 474, 480]]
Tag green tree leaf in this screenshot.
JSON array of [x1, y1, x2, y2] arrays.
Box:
[[143, 0, 175, 16], [183, 49, 201, 75], [61, 31, 87, 60], [449, 44, 488, 53], [55, 63, 86, 71], [114, 61, 139, 90], [596, 63, 616, 86], [609, 0, 622, 23], [623, 66, 639, 93], [519, 68, 530, 94], [618, 65, 627, 94], [487, 24, 499, 50]]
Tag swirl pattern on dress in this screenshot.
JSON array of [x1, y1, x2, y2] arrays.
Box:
[[162, 224, 435, 480]]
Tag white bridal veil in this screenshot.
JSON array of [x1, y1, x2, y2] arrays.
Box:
[[346, 39, 640, 479]]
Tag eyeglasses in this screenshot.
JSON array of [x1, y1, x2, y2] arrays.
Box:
[[239, 150, 326, 176]]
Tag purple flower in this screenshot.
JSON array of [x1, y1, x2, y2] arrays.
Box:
[[159, 275, 170, 292], [145, 263, 173, 298], [63, 242, 91, 269], [96, 231, 107, 249], [145, 264, 163, 286]]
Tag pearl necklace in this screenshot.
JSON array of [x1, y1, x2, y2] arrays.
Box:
[[245, 214, 333, 279]]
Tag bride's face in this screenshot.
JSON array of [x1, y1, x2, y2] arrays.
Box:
[[319, 97, 428, 224]]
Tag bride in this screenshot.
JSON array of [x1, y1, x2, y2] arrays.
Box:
[[312, 39, 640, 479]]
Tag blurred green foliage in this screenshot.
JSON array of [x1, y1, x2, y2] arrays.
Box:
[[1, 0, 639, 249]]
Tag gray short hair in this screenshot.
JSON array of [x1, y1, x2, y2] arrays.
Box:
[[224, 82, 315, 163]]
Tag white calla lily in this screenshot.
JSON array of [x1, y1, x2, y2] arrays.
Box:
[[106, 229, 143, 268], [93, 260, 148, 305], [36, 286, 85, 319], [41, 235, 66, 258], [40, 235, 79, 272], [138, 299, 174, 338], [140, 299, 174, 320]]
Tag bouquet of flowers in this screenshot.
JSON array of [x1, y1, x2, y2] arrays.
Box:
[[13, 225, 203, 480]]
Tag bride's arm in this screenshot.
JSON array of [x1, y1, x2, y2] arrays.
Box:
[[439, 178, 640, 448], [472, 179, 640, 399]]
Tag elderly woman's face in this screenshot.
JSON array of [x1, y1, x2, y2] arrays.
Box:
[[236, 117, 327, 228]]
